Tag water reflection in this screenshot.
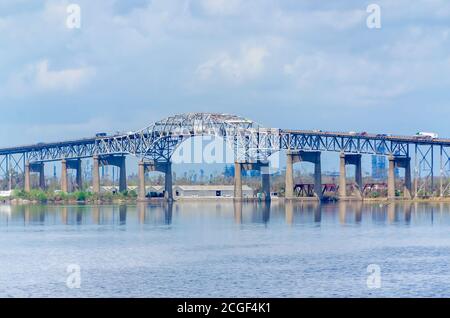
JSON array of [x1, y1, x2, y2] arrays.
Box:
[[119, 205, 127, 225], [232, 201, 271, 225], [0, 201, 450, 228], [284, 201, 322, 225], [138, 202, 173, 225]]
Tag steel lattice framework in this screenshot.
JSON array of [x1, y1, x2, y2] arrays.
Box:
[[95, 113, 280, 162]]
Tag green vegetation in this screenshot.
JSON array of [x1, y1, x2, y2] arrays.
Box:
[[11, 189, 137, 204]]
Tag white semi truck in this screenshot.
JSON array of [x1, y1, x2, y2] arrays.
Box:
[[415, 132, 439, 139]]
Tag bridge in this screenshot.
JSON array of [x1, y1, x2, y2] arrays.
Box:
[[1, 112, 450, 201]]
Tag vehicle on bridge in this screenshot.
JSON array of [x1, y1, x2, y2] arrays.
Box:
[[415, 131, 438, 139]]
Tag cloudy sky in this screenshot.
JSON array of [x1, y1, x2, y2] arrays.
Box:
[[1, 0, 450, 147]]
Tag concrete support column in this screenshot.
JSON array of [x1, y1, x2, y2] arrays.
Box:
[[75, 160, 82, 190], [164, 162, 173, 201], [61, 159, 68, 193], [262, 172, 271, 201], [234, 162, 242, 200], [92, 155, 100, 193], [138, 161, 146, 201], [354, 157, 363, 200], [38, 163, 45, 190], [388, 156, 396, 199], [24, 161, 31, 192], [285, 152, 294, 199], [314, 156, 323, 200], [339, 153, 347, 198], [119, 156, 127, 192], [404, 159, 412, 199], [355, 159, 362, 191]]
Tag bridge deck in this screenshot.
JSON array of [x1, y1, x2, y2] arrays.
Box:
[[283, 129, 450, 146]]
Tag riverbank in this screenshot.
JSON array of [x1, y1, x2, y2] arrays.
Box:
[[2, 189, 138, 205], [3, 190, 450, 205]]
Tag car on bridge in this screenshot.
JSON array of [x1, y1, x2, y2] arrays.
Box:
[[95, 132, 107, 137]]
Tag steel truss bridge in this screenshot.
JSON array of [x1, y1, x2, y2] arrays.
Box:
[[1, 112, 450, 196]]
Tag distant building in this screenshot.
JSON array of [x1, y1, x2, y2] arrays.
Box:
[[0, 190, 12, 198], [89, 184, 255, 199], [371, 144, 387, 180], [174, 185, 253, 199]]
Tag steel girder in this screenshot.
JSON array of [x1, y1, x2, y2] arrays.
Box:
[[281, 133, 409, 156], [414, 144, 434, 196], [440, 146, 450, 196], [95, 113, 280, 162]]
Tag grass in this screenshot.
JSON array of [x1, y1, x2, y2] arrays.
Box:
[[12, 189, 138, 203]]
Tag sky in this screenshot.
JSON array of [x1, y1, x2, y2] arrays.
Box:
[[1, 0, 450, 149]]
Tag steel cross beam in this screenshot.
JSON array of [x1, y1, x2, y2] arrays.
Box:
[[414, 144, 434, 197], [280, 132, 409, 156], [440, 146, 450, 197]]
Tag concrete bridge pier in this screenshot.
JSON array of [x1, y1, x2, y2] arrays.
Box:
[[138, 160, 173, 201], [24, 161, 45, 191], [67, 159, 82, 190], [234, 161, 271, 201], [261, 172, 271, 201], [24, 162, 31, 192], [92, 155, 100, 193], [388, 156, 412, 199], [285, 150, 322, 200], [92, 155, 127, 194], [61, 159, 68, 192], [339, 153, 363, 200], [61, 159, 82, 192], [234, 162, 242, 200], [138, 161, 146, 201]]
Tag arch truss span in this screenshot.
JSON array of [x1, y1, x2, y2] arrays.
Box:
[[95, 112, 281, 162]]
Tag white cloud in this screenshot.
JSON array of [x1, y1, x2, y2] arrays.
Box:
[[196, 46, 268, 83], [200, 0, 242, 16], [4, 60, 95, 97], [283, 52, 413, 105]]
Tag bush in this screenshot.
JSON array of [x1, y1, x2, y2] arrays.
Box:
[[73, 191, 90, 201], [28, 189, 48, 203], [13, 189, 27, 199], [101, 192, 114, 202], [128, 190, 138, 198]]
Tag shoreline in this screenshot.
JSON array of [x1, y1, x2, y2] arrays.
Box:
[[3, 196, 450, 205]]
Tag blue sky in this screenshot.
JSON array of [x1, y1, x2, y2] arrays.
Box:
[[1, 0, 450, 148]]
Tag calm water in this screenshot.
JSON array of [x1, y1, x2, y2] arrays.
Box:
[[0, 201, 450, 297]]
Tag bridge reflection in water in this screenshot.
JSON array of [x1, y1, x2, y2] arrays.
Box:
[[0, 202, 449, 227]]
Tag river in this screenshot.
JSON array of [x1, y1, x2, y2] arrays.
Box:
[[0, 201, 449, 297]]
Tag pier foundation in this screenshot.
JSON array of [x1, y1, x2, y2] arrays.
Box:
[[24, 161, 45, 191], [91, 155, 126, 194], [339, 153, 363, 200], [285, 150, 322, 200], [388, 156, 412, 199], [234, 161, 271, 201], [138, 160, 173, 201], [61, 159, 82, 192]]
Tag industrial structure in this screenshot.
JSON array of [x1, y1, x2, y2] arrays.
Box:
[[0, 112, 449, 201]]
